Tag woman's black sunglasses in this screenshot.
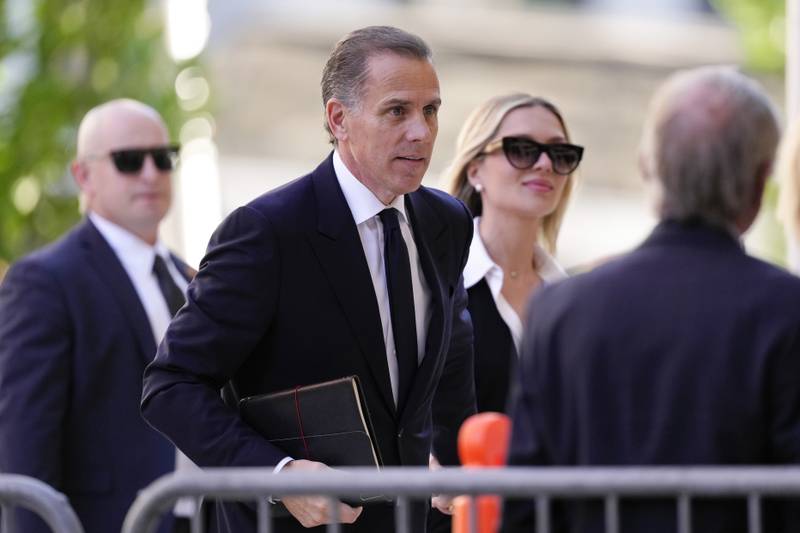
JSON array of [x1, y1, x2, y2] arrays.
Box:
[[483, 137, 583, 175], [106, 145, 181, 174]]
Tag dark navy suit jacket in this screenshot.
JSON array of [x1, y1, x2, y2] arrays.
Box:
[[0, 219, 183, 533], [469, 279, 516, 414], [141, 154, 477, 532], [503, 220, 800, 533]]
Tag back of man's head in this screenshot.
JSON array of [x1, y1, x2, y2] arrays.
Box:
[[639, 66, 780, 232]]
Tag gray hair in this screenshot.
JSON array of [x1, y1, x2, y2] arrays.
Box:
[[639, 66, 780, 228], [320, 26, 432, 144]]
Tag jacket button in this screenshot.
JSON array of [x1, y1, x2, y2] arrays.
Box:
[[397, 429, 404, 439]]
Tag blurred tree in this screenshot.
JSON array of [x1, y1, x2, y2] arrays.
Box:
[[711, 0, 785, 72], [0, 0, 185, 270]]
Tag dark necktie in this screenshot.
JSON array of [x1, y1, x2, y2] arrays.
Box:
[[379, 208, 418, 410], [152, 255, 185, 317]]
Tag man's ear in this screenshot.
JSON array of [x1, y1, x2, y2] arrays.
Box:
[[326, 98, 348, 143], [71, 160, 89, 191]]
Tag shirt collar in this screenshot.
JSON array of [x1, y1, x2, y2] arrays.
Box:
[[464, 217, 496, 289], [89, 212, 169, 276], [463, 216, 567, 289], [333, 150, 408, 225]]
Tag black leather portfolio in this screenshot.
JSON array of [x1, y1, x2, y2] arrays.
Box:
[[240, 376, 388, 493]]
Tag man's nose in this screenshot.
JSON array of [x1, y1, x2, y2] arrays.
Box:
[[138, 154, 162, 181], [406, 114, 435, 142]]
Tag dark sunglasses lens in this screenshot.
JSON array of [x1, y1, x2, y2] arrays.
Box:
[[110, 150, 145, 174], [151, 148, 178, 171], [549, 145, 583, 175], [503, 138, 541, 169]]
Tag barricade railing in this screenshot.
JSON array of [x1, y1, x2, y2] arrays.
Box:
[[122, 466, 800, 533], [0, 474, 84, 533]]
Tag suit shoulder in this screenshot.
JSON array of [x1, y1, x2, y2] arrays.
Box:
[[244, 173, 314, 218], [534, 248, 800, 322], [208, 174, 315, 244], [1, 225, 90, 301], [527, 253, 633, 320], [744, 253, 800, 282], [417, 186, 470, 217], [209, 170, 321, 252], [740, 254, 800, 306], [541, 252, 626, 293], [9, 223, 86, 275]]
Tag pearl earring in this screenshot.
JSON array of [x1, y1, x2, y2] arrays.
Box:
[[474, 183, 483, 193]]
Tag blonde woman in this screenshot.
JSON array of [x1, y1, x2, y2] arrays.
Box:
[[446, 93, 582, 413]]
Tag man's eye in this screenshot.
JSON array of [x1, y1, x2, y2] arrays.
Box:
[[424, 106, 439, 117], [390, 107, 405, 116]]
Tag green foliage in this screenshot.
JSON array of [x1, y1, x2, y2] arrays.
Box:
[[711, 0, 786, 72], [0, 0, 185, 266]]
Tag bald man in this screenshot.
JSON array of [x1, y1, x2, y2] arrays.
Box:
[[0, 99, 193, 533]]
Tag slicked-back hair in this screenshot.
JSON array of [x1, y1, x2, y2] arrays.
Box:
[[321, 25, 432, 144], [442, 92, 576, 254], [640, 66, 780, 229]]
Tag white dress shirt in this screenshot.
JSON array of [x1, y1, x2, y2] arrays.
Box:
[[463, 216, 567, 353], [333, 150, 431, 406], [89, 212, 188, 344]]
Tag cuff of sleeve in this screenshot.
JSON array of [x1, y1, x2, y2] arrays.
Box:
[[268, 456, 294, 503]]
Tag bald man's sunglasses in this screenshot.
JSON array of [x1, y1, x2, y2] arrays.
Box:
[[483, 137, 583, 175], [107, 145, 181, 174]]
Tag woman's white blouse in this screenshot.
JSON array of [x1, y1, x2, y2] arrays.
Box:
[[463, 217, 567, 353]]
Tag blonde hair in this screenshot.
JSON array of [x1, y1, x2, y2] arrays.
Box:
[[443, 92, 576, 253], [778, 118, 800, 241]]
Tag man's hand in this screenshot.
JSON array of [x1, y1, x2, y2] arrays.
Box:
[[429, 454, 455, 515], [280, 459, 363, 528], [432, 493, 455, 515]]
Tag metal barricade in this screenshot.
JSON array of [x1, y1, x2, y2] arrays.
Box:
[[0, 474, 84, 533], [121, 466, 800, 533]]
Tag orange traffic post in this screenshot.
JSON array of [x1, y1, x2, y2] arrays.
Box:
[[451, 412, 511, 533]]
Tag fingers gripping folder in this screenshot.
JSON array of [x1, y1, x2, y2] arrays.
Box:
[[452, 412, 511, 533]]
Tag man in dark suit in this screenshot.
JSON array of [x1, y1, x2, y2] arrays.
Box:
[[0, 99, 191, 533], [503, 66, 800, 533], [141, 26, 476, 532]]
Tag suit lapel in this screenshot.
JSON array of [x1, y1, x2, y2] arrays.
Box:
[[170, 253, 197, 281], [399, 190, 450, 425], [306, 158, 396, 415], [79, 219, 157, 364]]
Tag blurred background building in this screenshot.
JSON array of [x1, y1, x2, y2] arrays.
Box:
[[0, 0, 790, 273]]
